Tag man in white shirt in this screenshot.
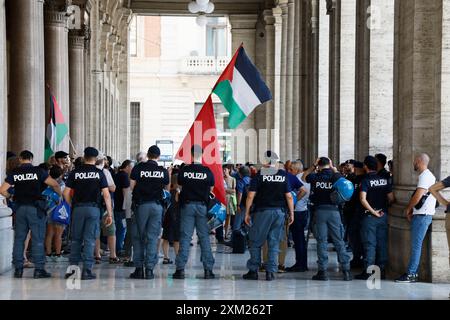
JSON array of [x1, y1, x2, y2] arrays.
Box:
[[396, 153, 436, 283]]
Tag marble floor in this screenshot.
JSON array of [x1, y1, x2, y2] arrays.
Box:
[[0, 239, 449, 300]]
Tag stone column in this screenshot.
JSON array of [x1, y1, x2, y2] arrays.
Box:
[[391, 0, 450, 283], [339, 0, 356, 161], [278, 1, 288, 160], [292, 0, 301, 159], [69, 31, 85, 157], [264, 9, 277, 152], [318, 0, 329, 156], [0, 0, 13, 275], [327, 0, 341, 163], [45, 8, 70, 152], [7, 0, 46, 163], [229, 14, 258, 163], [284, 0, 295, 161], [273, 8, 283, 157]]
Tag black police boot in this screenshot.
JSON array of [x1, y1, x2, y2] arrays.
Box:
[[266, 272, 275, 281], [33, 269, 51, 279], [204, 269, 215, 279], [242, 270, 258, 280], [81, 269, 97, 280], [355, 272, 370, 280], [130, 267, 144, 279], [172, 269, 185, 279], [14, 268, 23, 279], [144, 268, 154, 280], [312, 270, 329, 281], [343, 270, 353, 281]]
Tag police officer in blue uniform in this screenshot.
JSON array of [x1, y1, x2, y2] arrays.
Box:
[[0, 150, 61, 278], [303, 157, 352, 281], [173, 145, 216, 280], [356, 156, 395, 280], [63, 147, 113, 280], [129, 145, 169, 280], [242, 151, 294, 281]]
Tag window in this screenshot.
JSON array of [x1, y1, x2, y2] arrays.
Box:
[[206, 17, 227, 57], [130, 102, 141, 157], [129, 16, 137, 57]]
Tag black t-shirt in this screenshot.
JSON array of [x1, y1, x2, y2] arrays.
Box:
[[378, 168, 393, 186], [306, 169, 335, 206], [114, 171, 130, 211], [360, 172, 393, 212], [65, 164, 108, 205], [130, 160, 169, 203], [178, 163, 215, 204], [442, 176, 450, 188], [249, 169, 292, 209], [5, 164, 49, 204]]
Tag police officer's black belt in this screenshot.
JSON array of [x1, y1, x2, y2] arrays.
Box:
[[315, 205, 339, 210], [73, 202, 100, 208], [138, 200, 162, 205], [183, 200, 206, 205]]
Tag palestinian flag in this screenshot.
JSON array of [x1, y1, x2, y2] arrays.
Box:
[[45, 89, 68, 161], [213, 45, 272, 129]]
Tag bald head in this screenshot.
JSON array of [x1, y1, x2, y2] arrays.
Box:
[[414, 153, 430, 172]]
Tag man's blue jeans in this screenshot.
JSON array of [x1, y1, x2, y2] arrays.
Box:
[[13, 205, 47, 269], [247, 208, 285, 273], [289, 210, 308, 269], [361, 213, 388, 270], [313, 205, 351, 271], [131, 201, 163, 269], [407, 214, 432, 274], [114, 210, 127, 252], [176, 202, 215, 271], [69, 205, 101, 270]]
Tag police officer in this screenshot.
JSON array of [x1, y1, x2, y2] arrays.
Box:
[[0, 150, 61, 278], [129, 145, 169, 280], [63, 147, 113, 280], [303, 157, 352, 281], [173, 145, 215, 280], [375, 153, 393, 185], [356, 156, 394, 280], [242, 151, 294, 281]]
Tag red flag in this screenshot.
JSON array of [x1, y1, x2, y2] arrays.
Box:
[[175, 95, 226, 205]]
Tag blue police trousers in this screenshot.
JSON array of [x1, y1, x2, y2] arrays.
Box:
[[176, 202, 215, 271], [69, 206, 101, 270], [247, 208, 285, 273], [131, 201, 163, 269], [313, 206, 351, 271], [13, 205, 47, 269], [361, 213, 388, 270]]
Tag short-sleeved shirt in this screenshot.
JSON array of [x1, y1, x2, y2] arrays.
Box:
[[130, 160, 169, 203], [65, 164, 108, 205], [249, 169, 292, 209], [287, 172, 304, 192], [378, 168, 393, 186], [306, 169, 335, 206], [360, 172, 393, 212], [5, 164, 49, 204], [295, 172, 310, 212], [413, 169, 436, 216], [178, 163, 215, 204], [114, 171, 131, 211], [442, 176, 450, 188], [236, 176, 251, 207]]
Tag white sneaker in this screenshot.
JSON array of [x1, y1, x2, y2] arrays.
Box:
[[55, 255, 69, 263]]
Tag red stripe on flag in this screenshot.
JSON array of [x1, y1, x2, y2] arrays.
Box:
[[212, 45, 242, 91], [51, 95, 66, 124], [175, 95, 226, 205]]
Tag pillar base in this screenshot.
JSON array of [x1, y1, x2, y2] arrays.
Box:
[[0, 203, 12, 274], [388, 205, 450, 283]]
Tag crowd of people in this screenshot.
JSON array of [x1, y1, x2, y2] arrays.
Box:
[[1, 145, 449, 284]]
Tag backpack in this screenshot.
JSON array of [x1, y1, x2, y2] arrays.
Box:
[[330, 173, 354, 205]]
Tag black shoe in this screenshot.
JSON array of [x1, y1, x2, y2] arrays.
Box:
[[204, 269, 215, 279], [242, 270, 258, 280], [14, 268, 23, 279], [286, 265, 308, 273], [123, 260, 135, 267], [266, 272, 275, 281], [355, 272, 370, 280], [130, 267, 145, 279], [350, 259, 364, 269], [81, 269, 97, 280], [33, 269, 51, 279], [172, 269, 185, 279], [395, 273, 418, 283], [144, 268, 154, 280], [343, 270, 353, 281], [312, 271, 329, 281]]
